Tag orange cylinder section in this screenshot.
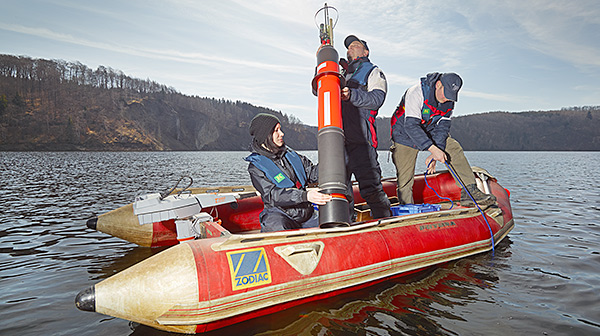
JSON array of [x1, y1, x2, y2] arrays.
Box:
[[316, 61, 342, 130]]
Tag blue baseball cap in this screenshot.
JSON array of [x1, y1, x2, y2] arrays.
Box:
[[344, 35, 369, 51], [440, 73, 462, 102]]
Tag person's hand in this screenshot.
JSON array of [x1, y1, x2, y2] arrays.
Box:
[[341, 87, 350, 101], [307, 189, 332, 205], [425, 155, 437, 174], [426, 145, 447, 174]]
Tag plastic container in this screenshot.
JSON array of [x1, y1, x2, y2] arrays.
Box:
[[391, 204, 441, 216]]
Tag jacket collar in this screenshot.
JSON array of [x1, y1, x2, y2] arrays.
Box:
[[348, 56, 370, 74]]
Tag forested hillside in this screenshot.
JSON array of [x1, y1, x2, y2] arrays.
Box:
[[1, 54, 598, 151], [0, 54, 316, 151], [375, 107, 600, 151]]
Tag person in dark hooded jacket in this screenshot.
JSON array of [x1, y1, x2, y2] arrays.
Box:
[[245, 113, 331, 232]]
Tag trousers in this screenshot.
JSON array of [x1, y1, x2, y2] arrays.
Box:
[[345, 143, 391, 219], [391, 137, 476, 204], [259, 207, 319, 232]]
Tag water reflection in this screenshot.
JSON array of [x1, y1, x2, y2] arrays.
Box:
[[2, 151, 599, 336], [87, 246, 169, 281]]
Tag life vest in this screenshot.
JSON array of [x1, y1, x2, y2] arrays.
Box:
[[245, 151, 307, 189], [419, 76, 454, 126], [344, 58, 380, 147], [345, 58, 376, 90], [390, 75, 454, 129]]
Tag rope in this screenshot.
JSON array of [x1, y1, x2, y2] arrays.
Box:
[[423, 160, 495, 256], [423, 161, 454, 209]]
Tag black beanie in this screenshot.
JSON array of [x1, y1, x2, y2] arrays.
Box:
[[249, 113, 280, 145]]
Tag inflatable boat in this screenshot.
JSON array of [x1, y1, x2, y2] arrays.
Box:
[[86, 168, 499, 247], [76, 167, 514, 333]]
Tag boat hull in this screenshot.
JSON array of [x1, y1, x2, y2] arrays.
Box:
[[89, 170, 490, 247], [77, 176, 514, 333]]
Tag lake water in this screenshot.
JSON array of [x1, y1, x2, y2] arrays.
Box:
[[1, 151, 599, 336]]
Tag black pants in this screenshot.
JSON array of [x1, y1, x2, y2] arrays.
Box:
[[345, 143, 391, 219]]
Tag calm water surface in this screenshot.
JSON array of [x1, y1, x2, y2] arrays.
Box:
[[1, 151, 599, 336]]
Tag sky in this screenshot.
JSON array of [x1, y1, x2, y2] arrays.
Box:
[[1, 0, 599, 126]]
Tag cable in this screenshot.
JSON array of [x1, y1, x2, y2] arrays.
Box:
[[423, 161, 454, 209], [423, 160, 495, 256], [444, 161, 495, 256], [160, 176, 193, 200]]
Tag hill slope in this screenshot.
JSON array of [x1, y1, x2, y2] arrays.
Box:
[[1, 54, 598, 151], [376, 107, 600, 151], [0, 54, 316, 151]]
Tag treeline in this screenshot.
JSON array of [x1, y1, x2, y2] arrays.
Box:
[[1, 54, 598, 151], [375, 107, 600, 151], [0, 54, 177, 95], [450, 108, 599, 151], [0, 54, 316, 151]]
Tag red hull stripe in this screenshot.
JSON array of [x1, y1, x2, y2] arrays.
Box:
[[160, 240, 491, 319]]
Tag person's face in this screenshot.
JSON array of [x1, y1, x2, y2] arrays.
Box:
[[435, 81, 450, 103], [272, 123, 284, 147], [346, 41, 368, 61]]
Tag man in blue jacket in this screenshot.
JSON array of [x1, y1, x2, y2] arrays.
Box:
[[390, 72, 496, 207], [340, 35, 391, 219]]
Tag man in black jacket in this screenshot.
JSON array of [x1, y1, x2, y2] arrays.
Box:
[[340, 35, 391, 219], [245, 113, 331, 232]]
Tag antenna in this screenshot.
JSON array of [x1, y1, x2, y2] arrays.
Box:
[[314, 3, 338, 46]]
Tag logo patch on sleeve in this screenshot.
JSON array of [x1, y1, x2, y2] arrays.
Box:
[[227, 247, 272, 290], [274, 173, 286, 183]]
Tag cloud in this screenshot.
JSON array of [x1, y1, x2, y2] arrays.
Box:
[[456, 0, 600, 68], [384, 73, 418, 87], [0, 22, 306, 74], [461, 89, 527, 103]]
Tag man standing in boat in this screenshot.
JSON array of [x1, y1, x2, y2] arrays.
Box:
[[245, 113, 332, 232], [390, 72, 496, 207], [340, 35, 391, 219]]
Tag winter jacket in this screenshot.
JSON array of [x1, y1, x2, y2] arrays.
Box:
[[341, 57, 387, 147], [390, 72, 454, 151], [245, 144, 319, 224]]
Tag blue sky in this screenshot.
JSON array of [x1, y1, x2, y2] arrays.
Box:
[[1, 0, 599, 126]]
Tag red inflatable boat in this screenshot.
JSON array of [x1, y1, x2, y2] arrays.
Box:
[[76, 167, 514, 333], [86, 168, 501, 247]]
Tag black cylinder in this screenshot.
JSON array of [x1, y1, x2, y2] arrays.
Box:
[[316, 45, 338, 64], [318, 127, 350, 226]]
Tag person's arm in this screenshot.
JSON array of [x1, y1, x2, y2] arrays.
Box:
[[425, 117, 452, 173], [299, 153, 319, 185], [430, 116, 452, 151], [248, 163, 308, 208], [298, 153, 332, 205], [347, 68, 387, 112]]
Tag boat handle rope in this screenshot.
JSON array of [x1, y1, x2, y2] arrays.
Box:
[[160, 176, 194, 200], [423, 160, 495, 256]]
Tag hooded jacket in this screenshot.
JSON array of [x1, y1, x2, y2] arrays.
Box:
[[390, 72, 454, 151], [245, 143, 319, 223]]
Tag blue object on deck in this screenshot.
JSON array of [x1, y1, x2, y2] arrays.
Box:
[[391, 204, 441, 216]]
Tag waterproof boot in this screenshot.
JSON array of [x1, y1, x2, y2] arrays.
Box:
[[460, 184, 497, 207]]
